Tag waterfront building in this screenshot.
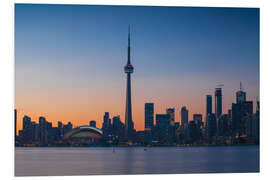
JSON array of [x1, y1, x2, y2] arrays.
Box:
[[206, 113, 217, 143], [188, 120, 200, 143], [145, 103, 154, 131], [215, 88, 222, 119], [112, 116, 125, 138], [236, 82, 246, 104], [102, 112, 111, 130], [193, 114, 203, 128], [39, 116, 48, 145], [206, 95, 212, 116], [166, 108, 175, 126], [218, 114, 229, 136], [155, 113, 170, 142], [232, 101, 253, 136], [181, 106, 188, 126]]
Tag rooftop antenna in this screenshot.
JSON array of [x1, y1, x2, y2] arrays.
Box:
[[216, 84, 224, 88], [240, 81, 243, 91]]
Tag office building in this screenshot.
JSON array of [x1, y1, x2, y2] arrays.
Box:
[[206, 95, 212, 116], [206, 113, 217, 143], [181, 106, 189, 126], [193, 114, 203, 128], [145, 103, 154, 131], [236, 82, 246, 104], [166, 108, 175, 126], [215, 88, 222, 119]]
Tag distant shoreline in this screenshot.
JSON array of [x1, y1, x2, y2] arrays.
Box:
[[15, 144, 259, 148]]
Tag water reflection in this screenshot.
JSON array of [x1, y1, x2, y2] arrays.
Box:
[[15, 146, 259, 176]]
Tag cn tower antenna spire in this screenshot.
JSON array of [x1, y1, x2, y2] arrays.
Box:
[[127, 25, 131, 64], [240, 81, 243, 91]]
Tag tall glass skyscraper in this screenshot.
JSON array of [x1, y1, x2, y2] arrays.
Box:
[[206, 95, 212, 116], [166, 108, 175, 126], [181, 106, 188, 126], [145, 103, 154, 131], [236, 82, 246, 104], [215, 88, 222, 119]]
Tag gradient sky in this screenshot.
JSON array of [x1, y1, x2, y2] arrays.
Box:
[[15, 4, 259, 133]]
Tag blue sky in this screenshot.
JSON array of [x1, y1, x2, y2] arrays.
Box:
[[15, 4, 259, 129]]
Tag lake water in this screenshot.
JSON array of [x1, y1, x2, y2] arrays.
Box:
[[15, 146, 259, 176]]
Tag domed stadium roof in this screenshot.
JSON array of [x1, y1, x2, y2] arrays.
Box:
[[64, 126, 103, 139]]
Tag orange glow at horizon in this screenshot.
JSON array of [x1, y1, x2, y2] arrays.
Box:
[[15, 81, 243, 135]]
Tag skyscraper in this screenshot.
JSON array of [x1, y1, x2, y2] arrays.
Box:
[[22, 115, 32, 143], [102, 112, 111, 130], [206, 95, 212, 116], [218, 114, 229, 136], [232, 101, 253, 136], [39, 116, 48, 145], [215, 88, 222, 119], [145, 103, 154, 131], [193, 114, 203, 128], [23, 115, 31, 130], [156, 114, 170, 141], [166, 108, 175, 126], [206, 113, 217, 143], [112, 115, 125, 138], [124, 26, 134, 139], [236, 82, 246, 104], [181, 106, 188, 126]]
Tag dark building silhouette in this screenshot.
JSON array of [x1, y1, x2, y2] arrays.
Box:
[[218, 114, 229, 136], [188, 120, 200, 143], [63, 122, 72, 134], [23, 115, 31, 130], [102, 112, 112, 140], [102, 112, 111, 130], [90, 120, 96, 128], [247, 100, 259, 143], [206, 95, 212, 116], [21, 115, 33, 143], [166, 108, 176, 142], [181, 106, 188, 126], [155, 113, 170, 142], [112, 116, 125, 140], [215, 88, 222, 119], [228, 109, 232, 129], [193, 114, 203, 128], [206, 113, 217, 143], [231, 84, 253, 136], [166, 108, 175, 126], [58, 121, 63, 129], [236, 82, 246, 104], [124, 26, 135, 139], [57, 121, 63, 137], [232, 101, 253, 136], [39, 116, 48, 145], [156, 114, 170, 129], [145, 103, 154, 131]]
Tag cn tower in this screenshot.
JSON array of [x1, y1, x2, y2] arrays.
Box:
[[124, 26, 134, 139]]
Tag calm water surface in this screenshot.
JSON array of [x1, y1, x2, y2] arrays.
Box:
[[15, 146, 259, 176]]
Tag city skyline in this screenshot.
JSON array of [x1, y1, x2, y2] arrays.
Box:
[[15, 4, 259, 133]]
